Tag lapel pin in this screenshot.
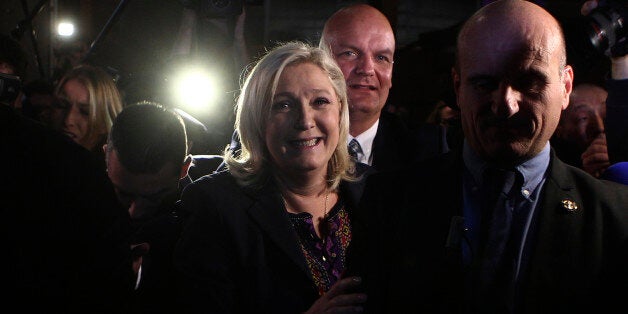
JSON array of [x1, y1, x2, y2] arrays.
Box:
[[561, 199, 578, 213]]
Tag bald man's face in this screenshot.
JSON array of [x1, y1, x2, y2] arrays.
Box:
[[453, 11, 573, 165], [324, 12, 395, 120]]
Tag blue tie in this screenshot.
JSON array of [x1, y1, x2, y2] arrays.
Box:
[[475, 167, 520, 312], [348, 139, 362, 163]]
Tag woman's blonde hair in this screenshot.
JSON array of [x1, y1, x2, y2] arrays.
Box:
[[225, 41, 353, 190], [56, 64, 123, 151]]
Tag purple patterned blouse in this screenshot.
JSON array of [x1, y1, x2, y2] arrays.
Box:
[[288, 199, 351, 296]]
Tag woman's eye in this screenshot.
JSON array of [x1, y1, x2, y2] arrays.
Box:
[[272, 102, 290, 111], [313, 97, 330, 106]]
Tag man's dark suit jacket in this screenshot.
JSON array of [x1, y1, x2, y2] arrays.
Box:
[[174, 170, 369, 313], [372, 111, 447, 172], [354, 147, 628, 313]]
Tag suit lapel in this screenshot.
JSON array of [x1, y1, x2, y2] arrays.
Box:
[[243, 182, 312, 280], [528, 152, 584, 291]]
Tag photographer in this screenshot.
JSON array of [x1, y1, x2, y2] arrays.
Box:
[[582, 0, 628, 164], [0, 34, 27, 108]]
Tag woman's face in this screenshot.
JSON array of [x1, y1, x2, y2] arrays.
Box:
[[60, 78, 93, 149], [265, 62, 341, 179]]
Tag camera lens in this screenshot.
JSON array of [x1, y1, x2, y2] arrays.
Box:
[[585, 2, 627, 56], [587, 9, 620, 54]]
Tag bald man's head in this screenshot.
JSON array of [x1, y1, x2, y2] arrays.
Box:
[[452, 0, 573, 166], [456, 0, 567, 73], [320, 4, 394, 51], [319, 4, 396, 136]]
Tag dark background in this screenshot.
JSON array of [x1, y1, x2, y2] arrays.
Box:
[[1, 0, 608, 153]]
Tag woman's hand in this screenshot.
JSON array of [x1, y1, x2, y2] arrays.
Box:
[[304, 276, 367, 313]]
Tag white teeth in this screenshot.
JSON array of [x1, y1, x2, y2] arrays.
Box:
[[293, 139, 318, 147]]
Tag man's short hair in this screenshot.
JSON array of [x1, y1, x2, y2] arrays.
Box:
[[107, 101, 188, 175]]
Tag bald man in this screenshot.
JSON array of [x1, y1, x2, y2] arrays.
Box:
[[319, 4, 446, 171], [355, 1, 628, 313]]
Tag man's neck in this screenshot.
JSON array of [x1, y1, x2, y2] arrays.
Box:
[[349, 112, 380, 137]]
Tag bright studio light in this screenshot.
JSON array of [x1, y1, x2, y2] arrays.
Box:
[[172, 68, 219, 114], [57, 21, 75, 37]]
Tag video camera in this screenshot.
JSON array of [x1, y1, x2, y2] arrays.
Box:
[[585, 0, 628, 57], [0, 72, 22, 105]]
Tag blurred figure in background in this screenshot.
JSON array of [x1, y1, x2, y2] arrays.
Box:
[[552, 82, 609, 177], [54, 64, 124, 167], [21, 79, 63, 128], [0, 33, 28, 108], [426, 99, 460, 129]]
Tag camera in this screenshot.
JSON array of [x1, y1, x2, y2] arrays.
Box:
[[585, 0, 628, 57], [0, 72, 22, 105]]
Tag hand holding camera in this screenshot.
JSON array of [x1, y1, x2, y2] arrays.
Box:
[[582, 0, 628, 79]]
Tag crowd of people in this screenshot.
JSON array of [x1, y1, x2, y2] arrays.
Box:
[[2, 0, 628, 313]]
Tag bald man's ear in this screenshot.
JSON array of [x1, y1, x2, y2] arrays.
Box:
[[452, 66, 461, 103], [561, 65, 574, 110], [452, 67, 460, 92], [102, 144, 108, 154]]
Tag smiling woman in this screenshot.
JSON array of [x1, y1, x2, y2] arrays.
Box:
[[174, 41, 369, 313]]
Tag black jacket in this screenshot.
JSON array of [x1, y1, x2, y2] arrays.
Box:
[[174, 170, 369, 313]]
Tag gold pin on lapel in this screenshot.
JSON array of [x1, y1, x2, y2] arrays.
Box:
[[561, 199, 578, 212]]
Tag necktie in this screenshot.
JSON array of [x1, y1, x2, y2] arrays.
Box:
[[475, 167, 520, 312], [348, 139, 362, 163]]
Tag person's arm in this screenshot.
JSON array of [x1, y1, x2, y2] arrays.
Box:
[[581, 1, 628, 163], [606, 56, 628, 163]]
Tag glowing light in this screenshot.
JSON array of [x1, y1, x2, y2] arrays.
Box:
[[172, 68, 219, 114], [57, 22, 75, 37]]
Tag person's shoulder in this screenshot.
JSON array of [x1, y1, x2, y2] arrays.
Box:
[[377, 110, 409, 132], [551, 157, 628, 201], [184, 169, 238, 192], [189, 154, 224, 179]]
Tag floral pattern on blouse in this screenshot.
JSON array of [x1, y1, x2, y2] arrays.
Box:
[[288, 199, 351, 296]]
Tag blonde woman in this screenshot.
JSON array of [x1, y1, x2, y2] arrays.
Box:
[[174, 41, 368, 313], [55, 64, 123, 165]]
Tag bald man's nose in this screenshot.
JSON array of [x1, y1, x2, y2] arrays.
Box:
[[492, 84, 521, 118]]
